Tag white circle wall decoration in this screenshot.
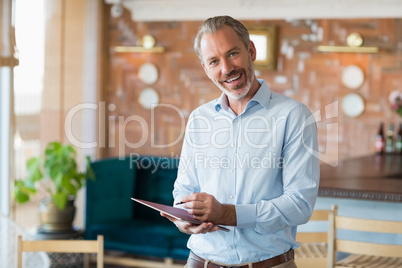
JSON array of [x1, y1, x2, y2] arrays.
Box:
[[346, 33, 363, 47], [142, 35, 156, 49], [341, 65, 364, 90], [138, 63, 159, 85], [138, 87, 160, 109], [341, 93, 365, 117]]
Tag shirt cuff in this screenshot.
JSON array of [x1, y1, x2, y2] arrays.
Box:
[[235, 203, 257, 228]]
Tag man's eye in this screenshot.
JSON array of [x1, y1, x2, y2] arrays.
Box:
[[209, 60, 218, 66], [230, 52, 238, 57]]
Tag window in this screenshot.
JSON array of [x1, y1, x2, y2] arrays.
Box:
[[12, 0, 44, 228]]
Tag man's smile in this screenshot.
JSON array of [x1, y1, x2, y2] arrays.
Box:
[[221, 71, 245, 88], [225, 73, 241, 83]]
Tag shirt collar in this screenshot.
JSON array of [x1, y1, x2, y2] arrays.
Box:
[[214, 79, 272, 112], [215, 93, 229, 112]]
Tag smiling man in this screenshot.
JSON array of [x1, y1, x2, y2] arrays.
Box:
[[162, 16, 320, 268], [197, 21, 259, 115]]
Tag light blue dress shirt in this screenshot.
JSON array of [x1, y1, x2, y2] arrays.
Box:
[[173, 79, 319, 264]]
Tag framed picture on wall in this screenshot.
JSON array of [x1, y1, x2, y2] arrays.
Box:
[[247, 25, 278, 71]]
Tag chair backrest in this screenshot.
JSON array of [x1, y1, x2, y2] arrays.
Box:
[[328, 205, 402, 267], [17, 235, 104, 268], [295, 207, 334, 268], [296, 208, 332, 243]]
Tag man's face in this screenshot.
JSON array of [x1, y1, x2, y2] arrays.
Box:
[[200, 25, 256, 101]]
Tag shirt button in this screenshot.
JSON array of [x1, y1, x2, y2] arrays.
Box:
[[228, 246, 233, 250], [229, 195, 234, 199], [234, 118, 239, 123]]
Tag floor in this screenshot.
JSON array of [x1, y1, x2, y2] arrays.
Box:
[[90, 264, 125, 268], [90, 264, 127, 268], [90, 261, 186, 268], [88, 251, 186, 268]]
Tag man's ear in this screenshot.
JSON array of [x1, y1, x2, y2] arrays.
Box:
[[201, 62, 210, 78], [249, 40, 257, 62]]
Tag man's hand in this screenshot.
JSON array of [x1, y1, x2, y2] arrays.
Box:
[[160, 212, 219, 234], [180, 192, 237, 226], [161, 192, 236, 234]]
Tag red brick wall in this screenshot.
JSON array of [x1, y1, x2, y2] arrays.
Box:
[[104, 6, 402, 164]]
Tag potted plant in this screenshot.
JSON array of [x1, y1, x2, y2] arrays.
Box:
[[14, 141, 95, 233]]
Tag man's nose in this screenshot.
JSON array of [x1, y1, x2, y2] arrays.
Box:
[[221, 59, 234, 75]]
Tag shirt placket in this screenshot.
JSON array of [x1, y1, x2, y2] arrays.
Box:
[[226, 115, 241, 263]]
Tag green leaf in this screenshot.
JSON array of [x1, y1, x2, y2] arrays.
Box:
[[53, 173, 63, 192], [26, 156, 40, 169], [46, 142, 61, 156], [22, 180, 37, 191], [26, 157, 43, 182], [15, 191, 30, 203], [14, 180, 36, 203], [70, 175, 83, 191], [52, 192, 67, 210], [62, 176, 77, 196], [63, 144, 76, 158], [49, 165, 63, 182]]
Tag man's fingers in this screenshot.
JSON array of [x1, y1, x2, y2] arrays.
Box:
[[192, 222, 214, 234], [179, 221, 219, 234], [161, 212, 178, 223], [163, 210, 218, 234], [184, 192, 208, 202]]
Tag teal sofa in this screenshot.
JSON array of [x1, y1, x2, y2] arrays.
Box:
[[85, 155, 190, 260]]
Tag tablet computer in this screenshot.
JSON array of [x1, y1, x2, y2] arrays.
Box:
[[131, 198, 230, 232]]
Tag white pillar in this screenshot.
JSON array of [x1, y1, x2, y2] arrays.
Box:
[[0, 0, 17, 218]]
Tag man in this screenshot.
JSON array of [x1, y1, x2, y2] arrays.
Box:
[[162, 16, 319, 268]]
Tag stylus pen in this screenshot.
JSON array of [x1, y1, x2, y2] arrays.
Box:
[[176, 200, 201, 205]]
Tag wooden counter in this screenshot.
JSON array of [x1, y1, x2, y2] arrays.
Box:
[[318, 154, 402, 202]]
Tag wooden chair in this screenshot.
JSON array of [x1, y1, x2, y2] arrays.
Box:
[[328, 205, 402, 268], [295, 207, 334, 268], [17, 235, 104, 268]]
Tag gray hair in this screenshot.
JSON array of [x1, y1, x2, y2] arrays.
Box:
[[194, 16, 250, 62]]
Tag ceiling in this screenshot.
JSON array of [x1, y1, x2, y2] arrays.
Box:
[[105, 0, 402, 22]]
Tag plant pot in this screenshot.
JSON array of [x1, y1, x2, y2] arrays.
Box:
[[38, 198, 76, 233]]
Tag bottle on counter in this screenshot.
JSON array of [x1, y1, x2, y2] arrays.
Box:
[[375, 122, 385, 154], [385, 123, 394, 154], [396, 123, 402, 154]]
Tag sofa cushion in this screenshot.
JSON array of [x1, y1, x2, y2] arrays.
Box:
[[86, 219, 190, 259], [85, 155, 191, 260], [134, 156, 180, 222], [170, 233, 192, 259], [86, 156, 136, 227]]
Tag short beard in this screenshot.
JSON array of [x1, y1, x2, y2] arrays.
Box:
[[213, 57, 255, 101]]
